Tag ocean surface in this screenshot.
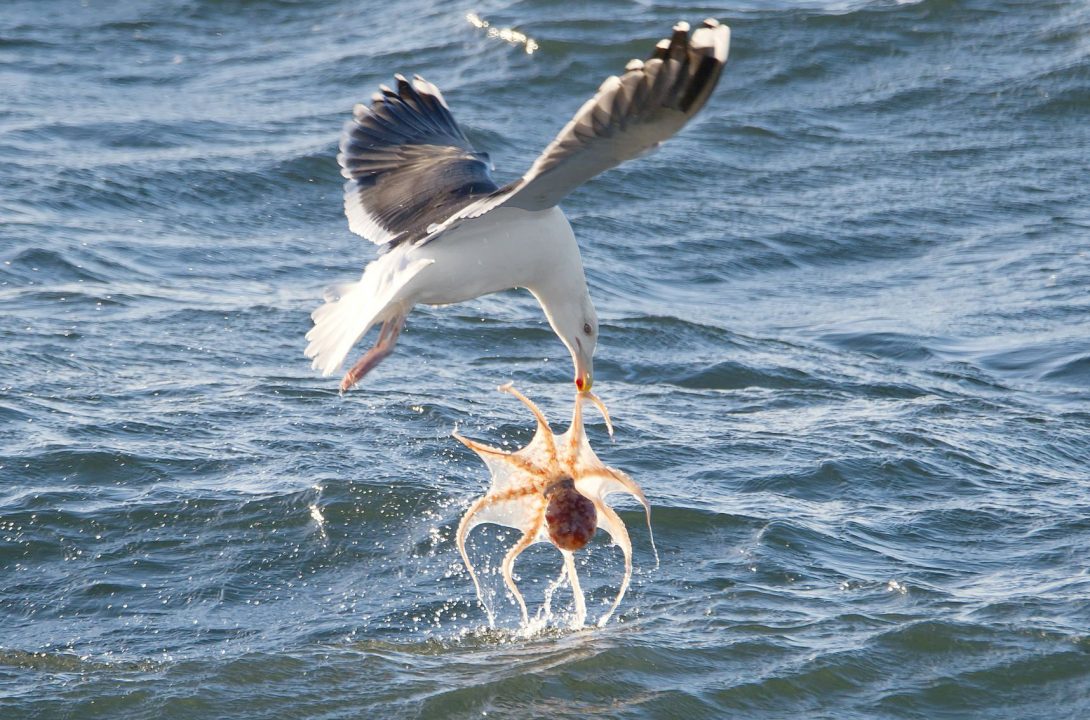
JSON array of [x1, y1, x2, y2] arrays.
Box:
[[2, 0, 1089, 717]]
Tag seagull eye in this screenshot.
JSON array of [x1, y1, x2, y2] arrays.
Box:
[[583, 323, 593, 335]]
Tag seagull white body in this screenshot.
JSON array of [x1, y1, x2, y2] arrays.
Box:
[[305, 19, 731, 392], [306, 206, 589, 390], [406, 207, 583, 309]]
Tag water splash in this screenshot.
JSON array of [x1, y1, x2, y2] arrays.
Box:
[[466, 12, 539, 55], [309, 484, 327, 541]]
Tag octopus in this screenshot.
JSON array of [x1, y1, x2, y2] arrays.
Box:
[[454, 384, 656, 628]]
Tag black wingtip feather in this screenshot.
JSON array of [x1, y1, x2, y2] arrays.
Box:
[[339, 74, 499, 246], [679, 54, 717, 113]]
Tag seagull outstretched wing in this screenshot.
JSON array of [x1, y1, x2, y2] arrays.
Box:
[[338, 75, 499, 248], [338, 19, 730, 246], [420, 19, 731, 237], [502, 19, 730, 211]]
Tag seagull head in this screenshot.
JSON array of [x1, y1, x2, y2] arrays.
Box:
[[567, 293, 598, 394], [532, 272, 598, 393]]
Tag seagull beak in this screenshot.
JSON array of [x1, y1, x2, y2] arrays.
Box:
[[571, 336, 593, 393]]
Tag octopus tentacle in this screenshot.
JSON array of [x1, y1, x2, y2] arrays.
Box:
[[456, 486, 539, 625], [583, 468, 658, 569], [499, 383, 559, 468], [455, 430, 549, 483], [561, 550, 587, 629], [456, 430, 553, 479], [499, 383, 550, 435], [583, 390, 614, 438], [564, 389, 586, 465], [500, 510, 544, 625], [605, 468, 658, 569], [456, 494, 496, 626], [452, 431, 511, 460], [592, 499, 632, 627]]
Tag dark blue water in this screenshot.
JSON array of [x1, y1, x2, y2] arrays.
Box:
[[3, 0, 1090, 717]]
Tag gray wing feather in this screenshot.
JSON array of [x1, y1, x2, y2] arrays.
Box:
[[501, 19, 730, 211], [350, 19, 730, 245]]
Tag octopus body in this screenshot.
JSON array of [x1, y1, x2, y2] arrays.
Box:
[[544, 477, 597, 551], [454, 384, 655, 628]]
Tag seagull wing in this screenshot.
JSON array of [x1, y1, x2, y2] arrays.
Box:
[[343, 20, 729, 245], [338, 74, 500, 247], [502, 19, 730, 211]]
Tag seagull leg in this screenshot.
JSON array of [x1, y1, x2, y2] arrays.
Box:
[[340, 311, 406, 392]]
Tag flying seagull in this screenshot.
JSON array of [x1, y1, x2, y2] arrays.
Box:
[[306, 19, 730, 393]]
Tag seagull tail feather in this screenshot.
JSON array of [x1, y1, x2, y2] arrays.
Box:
[[304, 249, 433, 377]]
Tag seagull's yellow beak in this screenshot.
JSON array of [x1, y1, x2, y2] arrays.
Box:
[[571, 333, 594, 394]]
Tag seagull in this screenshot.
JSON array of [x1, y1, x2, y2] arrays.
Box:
[[306, 19, 730, 393]]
